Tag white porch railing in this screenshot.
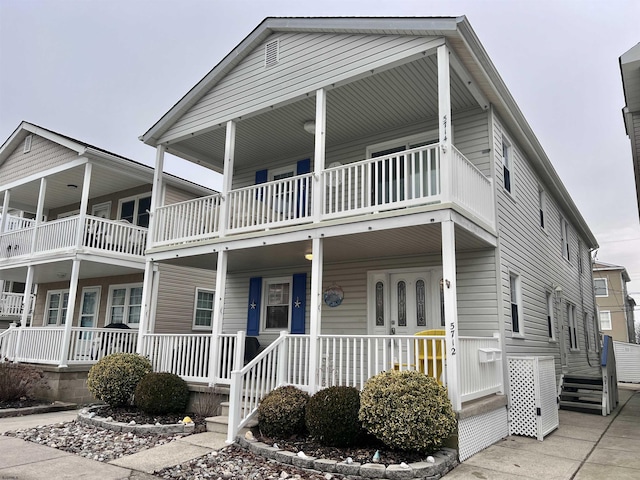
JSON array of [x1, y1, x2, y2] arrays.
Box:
[[0, 293, 35, 317], [150, 144, 495, 248], [67, 327, 139, 364], [0, 215, 147, 259], [3, 215, 36, 231], [142, 333, 213, 383], [458, 335, 503, 402]]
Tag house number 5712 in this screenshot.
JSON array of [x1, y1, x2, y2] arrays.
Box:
[[450, 322, 456, 355]]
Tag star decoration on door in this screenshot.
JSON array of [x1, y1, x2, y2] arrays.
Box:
[[294, 297, 301, 308], [250, 301, 256, 310]]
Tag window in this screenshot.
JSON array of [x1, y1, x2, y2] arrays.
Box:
[[79, 287, 100, 329], [567, 303, 578, 350], [599, 311, 612, 330], [45, 290, 69, 325], [538, 188, 545, 229], [546, 291, 555, 340], [118, 194, 151, 227], [107, 284, 143, 325], [594, 278, 608, 297], [502, 136, 512, 193], [23, 134, 32, 153], [560, 217, 570, 261], [193, 288, 215, 329], [263, 277, 291, 330], [509, 273, 523, 336]]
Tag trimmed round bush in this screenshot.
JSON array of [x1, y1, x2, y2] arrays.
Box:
[[258, 386, 309, 438], [87, 353, 152, 407], [305, 386, 364, 447], [134, 372, 190, 415], [359, 370, 456, 453]]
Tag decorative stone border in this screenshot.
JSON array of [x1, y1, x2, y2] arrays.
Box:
[[236, 435, 458, 480], [0, 401, 77, 418], [77, 405, 195, 435]]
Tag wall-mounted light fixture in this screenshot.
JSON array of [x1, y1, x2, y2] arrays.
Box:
[[303, 120, 316, 135], [304, 253, 313, 261]]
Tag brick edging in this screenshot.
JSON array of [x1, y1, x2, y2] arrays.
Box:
[[235, 435, 458, 479], [0, 402, 78, 418], [77, 405, 195, 435]]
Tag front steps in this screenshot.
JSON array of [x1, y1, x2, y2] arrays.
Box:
[[205, 401, 257, 435], [559, 375, 604, 415]]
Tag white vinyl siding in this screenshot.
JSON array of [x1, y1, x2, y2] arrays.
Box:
[[600, 311, 612, 330], [193, 288, 215, 330], [160, 32, 440, 143]]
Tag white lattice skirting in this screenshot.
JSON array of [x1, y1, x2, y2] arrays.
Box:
[[458, 406, 508, 461]]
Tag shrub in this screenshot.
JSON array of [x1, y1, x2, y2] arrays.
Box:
[[359, 370, 456, 453], [258, 385, 309, 438], [305, 386, 364, 447], [192, 386, 222, 417], [87, 353, 152, 407], [0, 361, 49, 402], [134, 372, 190, 415]]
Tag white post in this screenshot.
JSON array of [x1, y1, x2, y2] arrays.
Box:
[[59, 259, 81, 367], [136, 259, 156, 354], [147, 145, 165, 248], [0, 189, 9, 233], [30, 178, 47, 253], [308, 237, 323, 394], [208, 249, 228, 385], [218, 121, 236, 237], [276, 330, 288, 386], [442, 218, 461, 411], [19, 266, 34, 327], [494, 332, 504, 394], [313, 88, 326, 223], [75, 163, 92, 247], [438, 44, 452, 203]]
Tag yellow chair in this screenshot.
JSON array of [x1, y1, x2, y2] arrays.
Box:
[[415, 329, 445, 384]]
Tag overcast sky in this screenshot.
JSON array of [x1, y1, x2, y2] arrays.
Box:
[[1, 0, 639, 313]]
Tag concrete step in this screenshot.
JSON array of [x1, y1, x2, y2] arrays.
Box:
[[563, 382, 603, 391], [560, 390, 602, 400], [559, 400, 603, 414], [206, 415, 258, 434]]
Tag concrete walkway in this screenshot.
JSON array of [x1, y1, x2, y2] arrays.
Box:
[[447, 384, 640, 479], [1, 385, 639, 479]]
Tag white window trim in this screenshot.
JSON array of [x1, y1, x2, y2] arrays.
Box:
[[594, 278, 608, 297], [567, 303, 579, 351], [546, 291, 556, 341], [44, 289, 69, 326], [91, 201, 112, 219], [509, 272, 524, 338], [79, 286, 101, 328], [502, 135, 514, 195], [599, 310, 612, 331], [192, 288, 215, 330], [106, 283, 143, 325], [269, 165, 295, 182], [117, 193, 151, 226], [366, 130, 439, 159], [261, 276, 293, 332]]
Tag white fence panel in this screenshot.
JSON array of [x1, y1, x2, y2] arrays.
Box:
[[614, 340, 640, 383]]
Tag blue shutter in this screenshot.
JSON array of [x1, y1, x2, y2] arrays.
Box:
[[247, 277, 262, 336], [255, 169, 268, 201], [296, 158, 311, 175], [291, 273, 307, 334], [296, 159, 311, 218]]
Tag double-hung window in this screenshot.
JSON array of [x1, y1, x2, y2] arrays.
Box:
[[567, 303, 578, 350], [263, 277, 291, 330], [107, 284, 143, 325], [560, 217, 570, 261], [502, 136, 512, 193], [45, 290, 69, 325], [538, 188, 546, 229], [193, 288, 215, 329], [546, 291, 555, 340], [509, 273, 523, 336], [118, 194, 151, 227], [594, 278, 608, 297], [599, 311, 612, 331]]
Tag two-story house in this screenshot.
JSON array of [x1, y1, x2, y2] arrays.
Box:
[[0, 122, 216, 403], [620, 42, 640, 219], [135, 16, 603, 458], [594, 261, 636, 343]]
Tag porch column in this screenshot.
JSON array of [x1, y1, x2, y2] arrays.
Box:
[[218, 120, 236, 238], [19, 265, 35, 327], [312, 88, 326, 223], [437, 44, 452, 203], [147, 145, 165, 249], [442, 218, 461, 411], [30, 178, 47, 253], [136, 259, 156, 354], [208, 250, 228, 386], [75, 163, 92, 248], [0, 189, 9, 233], [308, 237, 323, 394], [59, 259, 81, 367]]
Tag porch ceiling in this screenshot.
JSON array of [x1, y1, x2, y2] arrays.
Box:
[[6, 162, 151, 213], [0, 259, 143, 284], [168, 55, 478, 171]]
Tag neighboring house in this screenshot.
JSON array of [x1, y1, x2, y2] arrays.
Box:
[[594, 261, 636, 343], [137, 16, 603, 457], [620, 42, 640, 219], [0, 122, 216, 402]]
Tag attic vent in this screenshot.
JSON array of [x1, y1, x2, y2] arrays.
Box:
[[23, 134, 32, 153], [264, 40, 279, 68]]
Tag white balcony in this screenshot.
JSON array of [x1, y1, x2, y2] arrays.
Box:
[[0, 292, 35, 318], [0, 214, 148, 261], [152, 144, 495, 248]]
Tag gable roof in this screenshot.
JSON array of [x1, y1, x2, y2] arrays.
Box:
[[140, 16, 597, 249], [593, 261, 631, 282]]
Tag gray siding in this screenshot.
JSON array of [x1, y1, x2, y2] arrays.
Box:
[[492, 112, 599, 378], [48, 185, 152, 220], [0, 135, 77, 187], [162, 33, 440, 142], [164, 184, 203, 206], [154, 263, 217, 334]]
